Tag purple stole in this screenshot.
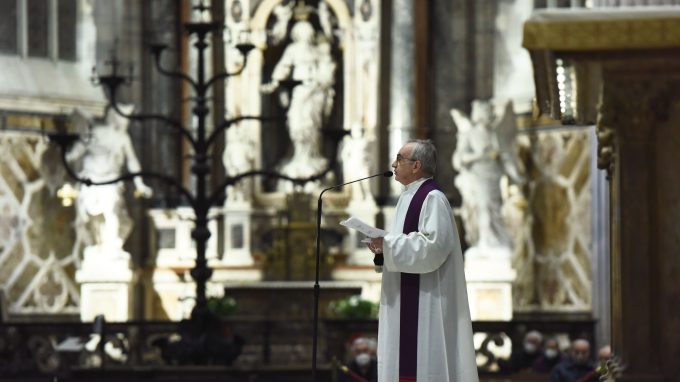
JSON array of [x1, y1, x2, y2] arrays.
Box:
[[399, 179, 440, 382]]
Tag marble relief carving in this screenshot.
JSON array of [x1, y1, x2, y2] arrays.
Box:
[[0, 134, 80, 316], [511, 128, 593, 312]]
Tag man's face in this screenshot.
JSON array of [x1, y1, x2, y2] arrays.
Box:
[[571, 342, 590, 365], [391, 143, 419, 185], [353, 342, 370, 356]]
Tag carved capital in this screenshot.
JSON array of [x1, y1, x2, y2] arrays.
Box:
[[596, 74, 673, 180], [596, 120, 616, 180]]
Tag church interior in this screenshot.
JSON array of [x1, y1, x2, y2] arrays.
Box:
[[1, 0, 679, 381]]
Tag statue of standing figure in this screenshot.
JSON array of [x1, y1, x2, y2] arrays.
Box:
[[261, 20, 336, 189], [68, 106, 152, 253], [451, 100, 524, 259]]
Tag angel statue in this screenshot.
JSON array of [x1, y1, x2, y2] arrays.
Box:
[[451, 99, 525, 259], [67, 106, 152, 254]]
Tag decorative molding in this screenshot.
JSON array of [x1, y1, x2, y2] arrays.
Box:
[[524, 11, 680, 51]]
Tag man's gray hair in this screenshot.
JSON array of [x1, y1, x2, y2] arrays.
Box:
[[409, 139, 437, 177]]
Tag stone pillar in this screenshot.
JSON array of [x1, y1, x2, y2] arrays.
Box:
[[493, 0, 535, 113], [598, 72, 680, 381], [590, 126, 611, 352], [387, 0, 416, 195]]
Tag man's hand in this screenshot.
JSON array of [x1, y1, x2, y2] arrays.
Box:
[[367, 237, 384, 255]]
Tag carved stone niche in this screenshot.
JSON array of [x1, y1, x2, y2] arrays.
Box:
[[524, 7, 680, 381], [224, 0, 380, 207], [220, 0, 383, 283]]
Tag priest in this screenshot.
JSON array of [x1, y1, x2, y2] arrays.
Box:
[[368, 139, 478, 382]]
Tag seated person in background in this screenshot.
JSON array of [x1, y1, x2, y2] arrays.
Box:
[[499, 330, 544, 373], [532, 337, 566, 373], [550, 338, 597, 382], [338, 337, 378, 382], [582, 344, 613, 380], [597, 345, 612, 369]]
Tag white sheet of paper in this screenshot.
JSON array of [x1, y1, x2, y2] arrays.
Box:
[[340, 216, 388, 238]]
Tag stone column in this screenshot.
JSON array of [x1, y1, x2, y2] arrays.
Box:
[[493, 0, 535, 113], [387, 0, 416, 195], [590, 126, 611, 352]]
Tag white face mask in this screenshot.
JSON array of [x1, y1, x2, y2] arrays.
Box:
[[355, 353, 371, 367], [545, 349, 558, 359], [524, 342, 537, 354]]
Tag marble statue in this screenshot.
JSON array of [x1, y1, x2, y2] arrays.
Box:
[[261, 20, 336, 187], [451, 100, 524, 259], [67, 106, 152, 252], [269, 1, 293, 45]]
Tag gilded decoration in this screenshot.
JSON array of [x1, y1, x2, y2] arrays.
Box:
[[524, 13, 680, 51], [596, 120, 615, 179]]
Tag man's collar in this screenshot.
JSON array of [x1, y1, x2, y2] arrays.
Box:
[[404, 177, 432, 191]]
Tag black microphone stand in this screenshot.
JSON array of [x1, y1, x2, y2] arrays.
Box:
[[311, 171, 392, 381]]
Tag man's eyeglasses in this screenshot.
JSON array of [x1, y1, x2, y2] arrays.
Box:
[[396, 154, 417, 164]]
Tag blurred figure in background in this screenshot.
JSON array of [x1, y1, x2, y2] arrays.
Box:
[[532, 337, 566, 373], [338, 337, 378, 382], [499, 330, 543, 373], [550, 338, 597, 382]]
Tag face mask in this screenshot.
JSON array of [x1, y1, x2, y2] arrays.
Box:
[[524, 342, 537, 354], [356, 353, 371, 367], [545, 349, 558, 359]]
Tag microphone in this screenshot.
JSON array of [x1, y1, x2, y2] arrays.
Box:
[[320, 171, 393, 194], [311, 170, 392, 382]]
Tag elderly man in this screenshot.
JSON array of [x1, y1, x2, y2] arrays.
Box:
[[338, 337, 378, 382], [499, 330, 544, 373], [550, 339, 597, 382], [368, 140, 478, 382]]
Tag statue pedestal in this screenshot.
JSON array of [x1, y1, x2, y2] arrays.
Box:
[[76, 247, 136, 322], [464, 252, 516, 321], [344, 199, 379, 266], [223, 201, 254, 266]]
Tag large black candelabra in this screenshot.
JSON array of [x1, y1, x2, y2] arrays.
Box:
[[49, 5, 342, 346]]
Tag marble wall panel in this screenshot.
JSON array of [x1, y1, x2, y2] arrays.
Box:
[[511, 127, 593, 312], [0, 134, 80, 317]]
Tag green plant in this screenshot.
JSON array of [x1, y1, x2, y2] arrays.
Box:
[[206, 295, 237, 317], [328, 295, 378, 319]]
